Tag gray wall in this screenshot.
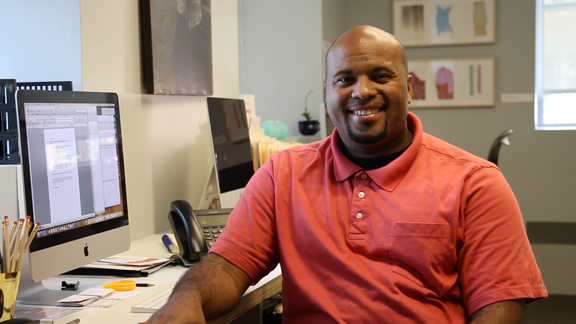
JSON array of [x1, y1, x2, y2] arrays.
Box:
[[238, 0, 324, 137], [322, 0, 348, 46], [321, 0, 348, 133]]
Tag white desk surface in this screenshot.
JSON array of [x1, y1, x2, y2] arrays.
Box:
[[40, 234, 282, 324]]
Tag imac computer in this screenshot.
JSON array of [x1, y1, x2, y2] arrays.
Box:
[[15, 90, 130, 304], [205, 97, 254, 209]]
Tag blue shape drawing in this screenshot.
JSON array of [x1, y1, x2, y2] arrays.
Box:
[[436, 6, 453, 35]]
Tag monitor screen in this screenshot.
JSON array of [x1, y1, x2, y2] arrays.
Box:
[[16, 90, 130, 304], [206, 97, 254, 208]]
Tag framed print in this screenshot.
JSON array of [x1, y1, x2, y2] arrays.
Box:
[[393, 0, 496, 47], [408, 57, 495, 108], [139, 0, 213, 95]]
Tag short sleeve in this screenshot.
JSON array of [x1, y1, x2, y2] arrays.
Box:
[[457, 167, 547, 314], [209, 159, 280, 284]]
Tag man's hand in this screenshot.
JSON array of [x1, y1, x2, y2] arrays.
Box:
[[139, 253, 252, 324], [469, 299, 525, 324]]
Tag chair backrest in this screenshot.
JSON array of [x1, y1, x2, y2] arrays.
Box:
[[487, 129, 513, 166]]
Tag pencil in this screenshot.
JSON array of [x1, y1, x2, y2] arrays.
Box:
[[5, 221, 17, 273], [2, 219, 8, 273], [10, 219, 26, 272], [15, 222, 41, 272], [136, 283, 155, 287], [13, 219, 32, 273], [10, 220, 22, 250], [0, 220, 4, 273], [1, 217, 41, 273], [3, 218, 11, 273]]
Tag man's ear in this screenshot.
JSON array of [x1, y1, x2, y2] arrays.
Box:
[[406, 74, 413, 104]]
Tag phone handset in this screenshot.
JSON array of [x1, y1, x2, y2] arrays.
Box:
[[167, 200, 208, 266]]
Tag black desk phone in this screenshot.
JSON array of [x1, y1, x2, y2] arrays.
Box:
[[167, 200, 232, 266]]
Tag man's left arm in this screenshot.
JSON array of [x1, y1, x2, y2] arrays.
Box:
[[458, 167, 547, 313], [469, 299, 525, 324]]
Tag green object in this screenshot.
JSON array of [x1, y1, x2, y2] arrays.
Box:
[[261, 121, 289, 140]]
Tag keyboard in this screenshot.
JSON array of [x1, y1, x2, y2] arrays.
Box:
[[131, 286, 174, 313]]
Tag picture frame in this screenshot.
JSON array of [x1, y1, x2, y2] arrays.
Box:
[[139, 0, 213, 95], [393, 0, 496, 47], [408, 56, 495, 108]]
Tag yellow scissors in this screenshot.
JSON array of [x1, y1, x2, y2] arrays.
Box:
[[102, 279, 137, 291]]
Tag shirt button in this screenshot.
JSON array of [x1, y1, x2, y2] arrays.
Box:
[[358, 192, 365, 198], [361, 174, 368, 179], [356, 212, 363, 219]]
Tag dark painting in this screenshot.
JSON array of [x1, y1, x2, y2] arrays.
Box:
[[140, 0, 213, 95]]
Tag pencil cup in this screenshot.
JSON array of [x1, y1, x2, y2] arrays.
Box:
[[0, 271, 21, 321]]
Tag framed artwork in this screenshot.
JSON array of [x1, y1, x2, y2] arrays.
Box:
[[408, 57, 495, 108], [393, 0, 496, 47], [139, 0, 213, 95]]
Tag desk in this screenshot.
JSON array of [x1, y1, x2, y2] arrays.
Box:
[[40, 234, 282, 324]]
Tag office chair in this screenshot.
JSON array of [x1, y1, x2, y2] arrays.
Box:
[[487, 129, 513, 166]]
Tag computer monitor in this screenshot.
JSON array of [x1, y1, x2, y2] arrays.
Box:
[[206, 97, 254, 209], [15, 90, 130, 304]]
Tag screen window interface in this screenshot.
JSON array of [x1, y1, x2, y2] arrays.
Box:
[[23, 102, 125, 239]]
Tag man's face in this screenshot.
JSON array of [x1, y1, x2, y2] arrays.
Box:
[[325, 31, 413, 157]]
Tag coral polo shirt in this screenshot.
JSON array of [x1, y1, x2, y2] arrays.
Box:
[[211, 112, 547, 323]]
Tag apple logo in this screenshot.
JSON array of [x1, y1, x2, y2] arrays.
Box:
[[84, 243, 89, 257]]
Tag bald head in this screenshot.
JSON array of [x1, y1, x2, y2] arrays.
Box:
[[325, 25, 407, 78], [323, 24, 413, 157]]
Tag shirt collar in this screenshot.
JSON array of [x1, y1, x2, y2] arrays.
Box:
[[331, 112, 423, 192]]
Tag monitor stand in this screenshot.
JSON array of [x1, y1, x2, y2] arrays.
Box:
[[17, 252, 91, 306], [198, 165, 243, 209], [198, 165, 220, 209], [219, 188, 243, 209]]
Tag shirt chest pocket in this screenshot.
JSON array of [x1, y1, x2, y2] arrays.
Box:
[[389, 222, 456, 296]]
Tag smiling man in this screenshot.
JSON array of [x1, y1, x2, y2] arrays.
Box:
[[143, 25, 547, 324], [325, 26, 413, 157]]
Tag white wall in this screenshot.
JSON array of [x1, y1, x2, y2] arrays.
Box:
[[79, 0, 239, 240], [238, 0, 323, 137], [0, 0, 83, 89], [0, 166, 21, 221]]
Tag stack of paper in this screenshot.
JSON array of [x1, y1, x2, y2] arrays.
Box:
[[249, 129, 303, 171], [57, 288, 116, 307], [97, 256, 170, 267], [64, 255, 173, 277]]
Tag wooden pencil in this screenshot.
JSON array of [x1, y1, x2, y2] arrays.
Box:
[[9, 219, 25, 272], [15, 222, 41, 272], [5, 221, 17, 273], [1, 219, 7, 273], [13, 219, 32, 273]]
